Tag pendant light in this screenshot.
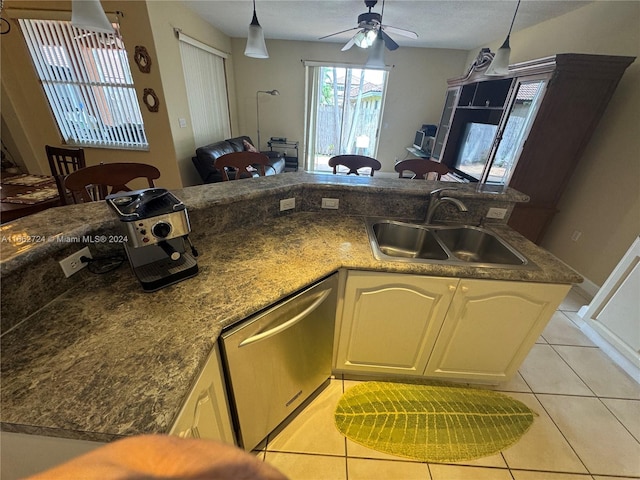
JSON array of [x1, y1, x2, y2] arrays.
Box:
[[365, 30, 385, 68], [71, 0, 114, 34], [244, 0, 269, 59], [485, 0, 521, 76]]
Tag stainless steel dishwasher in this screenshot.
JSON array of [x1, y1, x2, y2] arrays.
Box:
[[220, 273, 338, 450]]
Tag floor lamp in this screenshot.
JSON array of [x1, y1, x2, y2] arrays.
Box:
[[256, 89, 279, 151]]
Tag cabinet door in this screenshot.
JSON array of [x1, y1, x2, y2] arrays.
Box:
[[432, 88, 459, 161], [335, 271, 458, 376], [170, 344, 235, 444], [424, 279, 569, 383]]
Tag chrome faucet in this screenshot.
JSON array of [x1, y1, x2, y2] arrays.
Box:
[[425, 188, 469, 224]]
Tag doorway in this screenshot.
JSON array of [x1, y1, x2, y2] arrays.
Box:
[[306, 65, 388, 172]]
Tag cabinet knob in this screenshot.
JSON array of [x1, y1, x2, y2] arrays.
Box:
[[449, 285, 457, 292], [461, 286, 469, 293]]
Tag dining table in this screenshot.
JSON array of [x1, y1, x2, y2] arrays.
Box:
[[0, 173, 61, 224]]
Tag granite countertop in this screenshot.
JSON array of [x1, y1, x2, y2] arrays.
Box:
[[0, 173, 581, 443]]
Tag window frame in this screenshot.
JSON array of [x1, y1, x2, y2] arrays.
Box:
[[18, 17, 149, 151]]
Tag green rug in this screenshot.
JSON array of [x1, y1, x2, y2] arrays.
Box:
[[334, 381, 536, 462]]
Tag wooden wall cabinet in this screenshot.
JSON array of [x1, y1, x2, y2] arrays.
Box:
[[433, 53, 635, 243]]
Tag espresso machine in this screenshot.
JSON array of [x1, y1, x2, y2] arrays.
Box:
[[106, 188, 198, 292]]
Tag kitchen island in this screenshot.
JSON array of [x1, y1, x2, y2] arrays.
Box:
[[0, 173, 581, 448]]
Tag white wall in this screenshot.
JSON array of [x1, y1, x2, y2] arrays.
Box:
[[229, 39, 469, 172]]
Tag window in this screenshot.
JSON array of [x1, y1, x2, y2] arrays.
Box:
[[177, 31, 231, 146], [304, 63, 388, 172], [19, 18, 148, 150]]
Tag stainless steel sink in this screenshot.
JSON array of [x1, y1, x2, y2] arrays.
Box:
[[366, 219, 536, 269], [372, 222, 448, 260]]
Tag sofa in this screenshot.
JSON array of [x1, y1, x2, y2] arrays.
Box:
[[192, 136, 286, 183]]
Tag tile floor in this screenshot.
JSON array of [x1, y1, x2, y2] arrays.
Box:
[[255, 287, 640, 479]]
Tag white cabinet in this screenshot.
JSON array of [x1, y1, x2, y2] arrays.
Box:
[[334, 271, 458, 376], [425, 279, 570, 383], [335, 271, 570, 384], [170, 343, 235, 444]]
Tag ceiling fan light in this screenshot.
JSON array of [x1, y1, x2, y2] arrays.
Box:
[[485, 36, 511, 76], [365, 34, 385, 68], [365, 29, 378, 46], [71, 0, 114, 34], [244, 11, 269, 58], [353, 31, 368, 48]]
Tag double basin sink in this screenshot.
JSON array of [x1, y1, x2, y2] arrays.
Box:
[[366, 219, 536, 269]]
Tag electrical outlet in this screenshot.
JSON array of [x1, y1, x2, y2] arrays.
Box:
[[59, 247, 92, 278], [571, 230, 582, 242], [321, 198, 339, 209], [486, 207, 507, 219], [279, 197, 295, 211]]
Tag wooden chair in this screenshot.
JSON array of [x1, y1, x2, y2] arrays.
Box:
[[328, 155, 381, 176], [45, 145, 86, 205], [64, 162, 161, 203], [214, 151, 270, 181], [395, 158, 450, 180]]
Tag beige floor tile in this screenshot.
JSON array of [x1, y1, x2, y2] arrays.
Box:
[[518, 344, 593, 396], [511, 471, 593, 480], [592, 476, 640, 480], [537, 394, 640, 477], [541, 311, 596, 347], [553, 346, 640, 399], [347, 457, 431, 480], [500, 393, 588, 473], [264, 452, 346, 480], [601, 398, 640, 441], [558, 288, 591, 312], [490, 372, 532, 394], [267, 380, 346, 456], [428, 464, 512, 479]]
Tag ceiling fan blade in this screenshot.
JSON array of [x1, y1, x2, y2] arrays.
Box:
[[319, 27, 360, 40], [341, 35, 357, 51], [382, 25, 418, 39], [380, 30, 399, 51]]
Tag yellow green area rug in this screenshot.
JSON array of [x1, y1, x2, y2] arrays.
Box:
[[334, 381, 536, 462]]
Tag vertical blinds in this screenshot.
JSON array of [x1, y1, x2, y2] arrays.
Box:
[[177, 33, 231, 147], [19, 18, 148, 149]]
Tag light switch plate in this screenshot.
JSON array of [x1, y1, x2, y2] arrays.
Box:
[[486, 207, 507, 219], [321, 198, 339, 209], [280, 198, 295, 211]]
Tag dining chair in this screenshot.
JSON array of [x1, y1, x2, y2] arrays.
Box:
[[394, 158, 450, 180], [328, 155, 381, 176], [214, 151, 270, 181], [45, 145, 86, 205], [64, 162, 161, 203]]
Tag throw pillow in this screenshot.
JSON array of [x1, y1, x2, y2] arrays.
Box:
[[243, 139, 258, 153]]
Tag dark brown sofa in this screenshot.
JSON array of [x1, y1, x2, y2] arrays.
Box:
[[192, 136, 285, 183]]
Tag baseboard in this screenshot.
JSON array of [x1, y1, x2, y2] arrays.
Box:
[[575, 275, 599, 298]]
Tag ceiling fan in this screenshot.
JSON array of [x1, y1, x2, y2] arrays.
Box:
[[319, 0, 418, 52]]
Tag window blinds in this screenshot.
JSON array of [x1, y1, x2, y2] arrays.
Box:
[[177, 32, 231, 147], [18, 18, 148, 149]]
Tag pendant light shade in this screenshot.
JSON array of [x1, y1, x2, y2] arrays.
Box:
[[244, 1, 269, 59], [71, 0, 114, 34], [486, 0, 521, 76], [485, 36, 511, 76], [365, 30, 385, 68]]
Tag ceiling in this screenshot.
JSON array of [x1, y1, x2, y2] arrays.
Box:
[[181, 0, 591, 51]]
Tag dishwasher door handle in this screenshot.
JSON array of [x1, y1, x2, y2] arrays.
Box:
[[238, 288, 332, 348]]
